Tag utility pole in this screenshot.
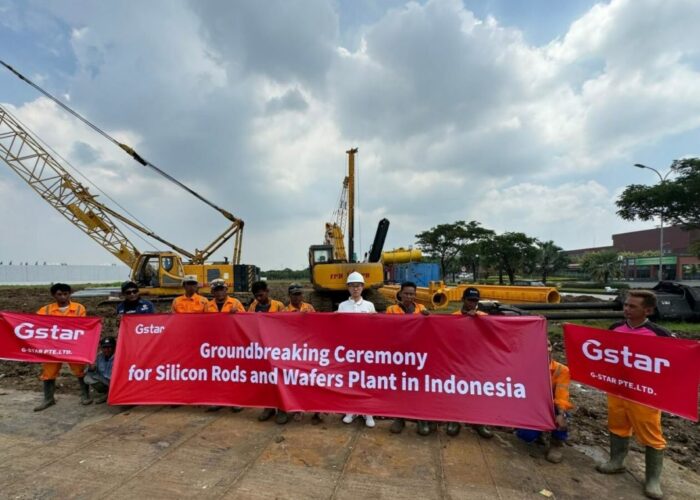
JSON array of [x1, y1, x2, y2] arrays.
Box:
[[633, 163, 675, 281]]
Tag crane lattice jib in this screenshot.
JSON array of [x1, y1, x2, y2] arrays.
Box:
[[0, 105, 140, 266]]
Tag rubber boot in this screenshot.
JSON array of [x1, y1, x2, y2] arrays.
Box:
[[545, 436, 564, 463], [644, 447, 663, 499], [445, 422, 461, 437], [390, 418, 405, 434], [93, 391, 108, 404], [473, 425, 493, 439], [258, 408, 276, 422], [596, 434, 629, 474], [275, 410, 289, 425], [33, 380, 56, 411], [416, 420, 431, 436], [78, 377, 93, 405]]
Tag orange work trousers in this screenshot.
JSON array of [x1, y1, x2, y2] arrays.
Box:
[[607, 395, 666, 450], [40, 363, 86, 381]]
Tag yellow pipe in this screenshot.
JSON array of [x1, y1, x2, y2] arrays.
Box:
[[378, 284, 449, 310], [446, 284, 560, 304], [381, 248, 422, 264]]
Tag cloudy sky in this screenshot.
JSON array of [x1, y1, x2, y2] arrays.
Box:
[[1, 0, 699, 269]]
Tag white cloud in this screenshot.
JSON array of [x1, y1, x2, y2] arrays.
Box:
[[2, 0, 700, 270]]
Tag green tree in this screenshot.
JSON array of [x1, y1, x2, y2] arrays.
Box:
[[580, 251, 622, 284], [415, 221, 470, 280], [457, 223, 495, 281], [616, 158, 700, 228], [537, 241, 570, 283], [482, 232, 539, 285]]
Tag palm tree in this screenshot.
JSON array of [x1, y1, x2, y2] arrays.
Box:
[[538, 241, 569, 283], [580, 251, 622, 284]]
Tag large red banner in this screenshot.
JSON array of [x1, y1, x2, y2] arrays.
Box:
[[111, 313, 556, 430], [0, 311, 102, 364], [564, 324, 700, 420]]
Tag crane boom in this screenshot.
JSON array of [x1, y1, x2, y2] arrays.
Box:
[[0, 105, 140, 266]]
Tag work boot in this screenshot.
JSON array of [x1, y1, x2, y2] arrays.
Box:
[[596, 434, 629, 474], [545, 436, 564, 464], [258, 408, 276, 422], [390, 418, 405, 434], [474, 425, 493, 439], [644, 447, 664, 499], [417, 420, 431, 436], [93, 393, 108, 404], [311, 412, 323, 425], [275, 411, 290, 425], [34, 380, 56, 411], [445, 422, 461, 437], [78, 377, 92, 405], [231, 406, 244, 413]]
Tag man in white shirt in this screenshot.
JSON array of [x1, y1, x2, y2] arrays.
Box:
[[337, 271, 376, 313], [337, 271, 376, 427]]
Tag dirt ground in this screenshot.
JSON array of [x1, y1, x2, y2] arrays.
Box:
[[1, 284, 698, 479]]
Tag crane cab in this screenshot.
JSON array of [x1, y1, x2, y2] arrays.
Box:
[[132, 252, 186, 290]]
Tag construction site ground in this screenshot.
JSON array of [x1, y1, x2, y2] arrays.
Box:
[[1, 285, 699, 499]]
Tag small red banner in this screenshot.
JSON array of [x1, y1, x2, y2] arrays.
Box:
[[0, 311, 102, 364], [110, 313, 556, 430], [564, 323, 700, 421]]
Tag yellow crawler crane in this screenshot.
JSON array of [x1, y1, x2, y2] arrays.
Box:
[[308, 148, 389, 309], [0, 62, 249, 295]]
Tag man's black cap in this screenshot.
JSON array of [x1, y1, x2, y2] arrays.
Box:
[[100, 336, 116, 348], [463, 287, 480, 300], [121, 281, 139, 293]]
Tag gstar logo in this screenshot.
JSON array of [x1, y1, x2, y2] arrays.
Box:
[[582, 338, 670, 373], [135, 324, 165, 334], [14, 322, 85, 341]]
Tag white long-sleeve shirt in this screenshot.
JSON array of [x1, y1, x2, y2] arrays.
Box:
[[337, 297, 376, 313]]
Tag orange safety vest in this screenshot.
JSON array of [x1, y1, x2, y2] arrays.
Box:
[[385, 303, 427, 314], [284, 302, 316, 312], [206, 297, 245, 313], [37, 302, 86, 317], [550, 359, 573, 411], [171, 293, 208, 313], [247, 299, 285, 312]]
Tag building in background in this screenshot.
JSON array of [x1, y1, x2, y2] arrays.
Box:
[[566, 225, 700, 281]]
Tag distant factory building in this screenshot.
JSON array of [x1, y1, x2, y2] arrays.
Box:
[[566, 225, 700, 281]]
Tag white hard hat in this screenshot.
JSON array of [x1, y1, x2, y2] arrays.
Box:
[[346, 271, 365, 284], [182, 274, 199, 285]]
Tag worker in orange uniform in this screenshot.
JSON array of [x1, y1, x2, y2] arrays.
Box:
[[284, 283, 315, 312], [206, 279, 245, 313], [247, 280, 285, 313], [283, 283, 321, 424], [248, 280, 287, 424], [596, 290, 673, 500], [447, 287, 493, 439], [516, 339, 573, 463], [386, 281, 430, 435], [171, 275, 208, 313], [34, 283, 91, 411], [205, 278, 245, 413]]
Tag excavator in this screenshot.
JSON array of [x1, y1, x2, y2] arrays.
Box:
[[308, 148, 389, 309], [0, 62, 255, 295]]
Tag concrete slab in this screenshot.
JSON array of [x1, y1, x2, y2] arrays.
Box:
[[1, 390, 698, 499]]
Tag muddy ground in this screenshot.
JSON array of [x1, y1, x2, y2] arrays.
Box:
[[1, 285, 698, 475]]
